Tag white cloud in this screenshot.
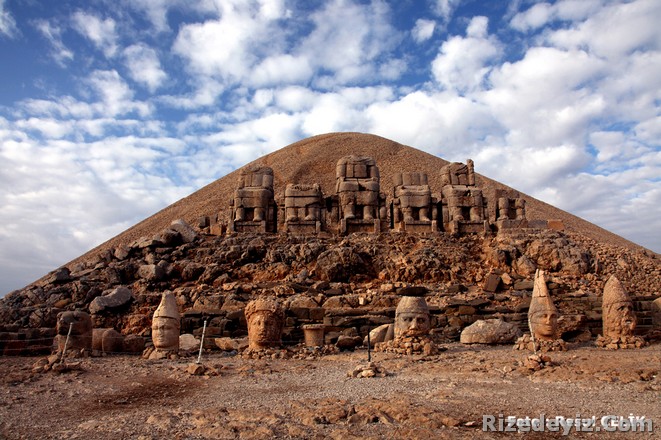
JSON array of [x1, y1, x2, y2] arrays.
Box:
[[125, 0, 172, 32], [34, 20, 74, 67], [547, 0, 661, 58], [510, 2, 553, 31], [172, 1, 276, 81], [0, 0, 17, 38], [123, 44, 167, 92], [432, 16, 502, 94], [71, 11, 118, 58], [412, 19, 436, 43], [250, 54, 313, 87], [87, 70, 152, 117], [433, 0, 461, 22], [299, 0, 402, 86]]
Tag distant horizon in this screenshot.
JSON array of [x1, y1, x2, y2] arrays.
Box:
[[1, 0, 660, 295]]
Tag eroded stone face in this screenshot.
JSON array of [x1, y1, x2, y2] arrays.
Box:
[[245, 299, 285, 349], [151, 292, 180, 351], [394, 296, 430, 339], [528, 269, 559, 341], [603, 276, 636, 339], [530, 310, 558, 341], [152, 317, 180, 351]]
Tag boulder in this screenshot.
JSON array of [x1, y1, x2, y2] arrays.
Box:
[[315, 247, 371, 282], [89, 286, 134, 314], [170, 219, 198, 243], [460, 319, 522, 344], [179, 333, 199, 351]]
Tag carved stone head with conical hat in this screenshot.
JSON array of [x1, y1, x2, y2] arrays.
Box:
[[245, 298, 285, 349], [152, 292, 180, 351], [528, 269, 559, 341], [602, 276, 636, 339], [394, 296, 431, 338]]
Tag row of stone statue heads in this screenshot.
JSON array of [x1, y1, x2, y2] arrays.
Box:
[[52, 271, 643, 359], [522, 269, 643, 351], [227, 155, 527, 235]]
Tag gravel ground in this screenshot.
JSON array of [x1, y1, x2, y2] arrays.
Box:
[[1, 343, 659, 439]]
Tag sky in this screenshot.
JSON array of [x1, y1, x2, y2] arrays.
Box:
[[0, 0, 659, 296]]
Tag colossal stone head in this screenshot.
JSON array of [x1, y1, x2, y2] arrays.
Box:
[[602, 276, 636, 339], [57, 310, 93, 336], [56, 310, 93, 352], [151, 292, 180, 351], [528, 270, 559, 341], [394, 296, 431, 338], [245, 298, 285, 349]]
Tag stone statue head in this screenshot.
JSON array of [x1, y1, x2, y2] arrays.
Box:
[[152, 292, 180, 351], [245, 298, 285, 349], [56, 310, 93, 353], [394, 296, 431, 338], [528, 270, 558, 341], [57, 310, 93, 336], [602, 276, 636, 339]]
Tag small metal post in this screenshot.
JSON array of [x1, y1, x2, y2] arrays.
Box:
[[367, 327, 371, 363], [196, 319, 207, 364], [60, 322, 73, 364]]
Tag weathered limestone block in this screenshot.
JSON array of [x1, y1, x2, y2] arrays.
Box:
[[138, 264, 166, 281], [54, 310, 93, 354], [91, 328, 124, 353], [89, 286, 134, 314], [460, 319, 521, 344], [169, 219, 198, 243], [179, 333, 199, 352]]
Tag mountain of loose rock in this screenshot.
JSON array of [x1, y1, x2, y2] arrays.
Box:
[[1, 132, 659, 355]]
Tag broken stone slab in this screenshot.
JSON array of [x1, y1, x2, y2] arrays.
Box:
[[137, 264, 166, 281], [179, 333, 199, 352], [170, 219, 198, 243], [89, 287, 134, 314], [460, 319, 522, 344]]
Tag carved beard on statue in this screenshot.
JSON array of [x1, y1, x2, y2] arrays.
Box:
[[604, 301, 636, 339], [394, 312, 431, 338], [151, 317, 180, 351]]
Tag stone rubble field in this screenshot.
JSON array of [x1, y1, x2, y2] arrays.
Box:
[[1, 343, 659, 439]]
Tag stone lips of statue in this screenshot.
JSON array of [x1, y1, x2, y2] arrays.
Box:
[[530, 310, 558, 341], [151, 317, 180, 350], [394, 312, 431, 338]]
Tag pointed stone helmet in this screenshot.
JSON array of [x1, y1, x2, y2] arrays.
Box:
[[602, 275, 632, 307], [528, 269, 557, 316], [153, 291, 180, 320]]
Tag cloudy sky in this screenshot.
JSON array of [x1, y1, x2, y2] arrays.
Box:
[[0, 0, 659, 295]]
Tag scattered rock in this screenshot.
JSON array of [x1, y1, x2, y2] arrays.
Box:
[[460, 319, 522, 344]]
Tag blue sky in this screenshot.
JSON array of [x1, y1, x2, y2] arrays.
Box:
[[0, 0, 660, 295]]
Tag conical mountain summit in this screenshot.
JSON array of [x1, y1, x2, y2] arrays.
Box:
[[0, 132, 658, 353]]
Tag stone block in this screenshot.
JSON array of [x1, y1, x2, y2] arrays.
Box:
[[483, 273, 501, 292]]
